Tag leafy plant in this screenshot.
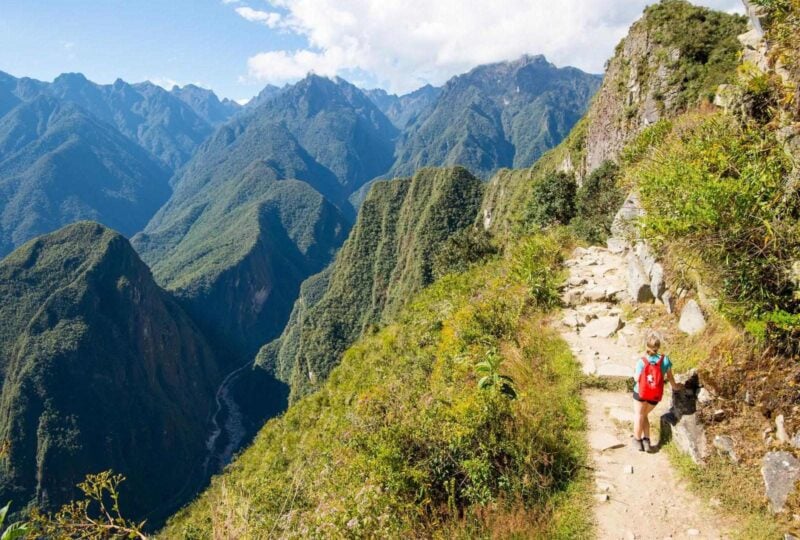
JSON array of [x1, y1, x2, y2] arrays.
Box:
[[0, 503, 29, 540], [29, 471, 146, 539], [475, 350, 517, 399]]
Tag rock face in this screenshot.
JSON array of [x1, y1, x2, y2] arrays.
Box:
[[582, 3, 745, 179], [679, 300, 707, 335], [762, 451, 800, 513]]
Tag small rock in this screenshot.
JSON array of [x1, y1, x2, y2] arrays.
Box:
[[793, 432, 800, 449], [687, 529, 700, 537], [785, 534, 798, 540], [762, 451, 800, 513], [713, 435, 738, 464], [607, 237, 627, 253], [712, 409, 726, 422], [567, 276, 587, 287], [678, 300, 706, 335], [624, 464, 634, 474], [650, 262, 666, 299], [583, 286, 608, 302], [776, 414, 790, 444], [710, 497, 722, 507], [594, 493, 610, 502], [583, 315, 624, 338]]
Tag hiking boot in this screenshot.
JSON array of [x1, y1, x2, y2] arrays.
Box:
[[631, 437, 644, 452], [642, 438, 652, 453]]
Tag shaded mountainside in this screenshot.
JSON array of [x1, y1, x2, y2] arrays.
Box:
[[0, 222, 220, 520], [481, 1, 746, 236], [365, 84, 442, 129], [133, 157, 350, 361], [257, 167, 485, 400], [0, 70, 213, 171], [170, 84, 240, 126], [0, 96, 171, 257], [388, 55, 602, 181]]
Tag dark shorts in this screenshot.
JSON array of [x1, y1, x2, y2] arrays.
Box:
[[633, 391, 659, 406]]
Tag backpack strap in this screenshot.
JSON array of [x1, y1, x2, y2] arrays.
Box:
[[656, 354, 664, 366]]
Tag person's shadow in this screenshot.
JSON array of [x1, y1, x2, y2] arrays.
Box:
[[656, 372, 701, 452]]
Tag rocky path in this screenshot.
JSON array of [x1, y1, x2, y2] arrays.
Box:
[[560, 246, 730, 540]]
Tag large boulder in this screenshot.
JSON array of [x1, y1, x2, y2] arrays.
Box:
[[672, 414, 709, 464], [650, 262, 666, 299], [611, 192, 644, 242], [582, 315, 624, 338], [627, 255, 654, 303], [761, 451, 800, 513], [679, 300, 707, 335]]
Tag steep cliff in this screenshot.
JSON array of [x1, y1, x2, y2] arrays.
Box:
[[257, 167, 485, 400], [0, 222, 219, 519]]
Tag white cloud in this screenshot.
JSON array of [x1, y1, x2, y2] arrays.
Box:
[[243, 0, 745, 93], [235, 7, 282, 27], [149, 77, 181, 90], [222, 0, 240, 4]]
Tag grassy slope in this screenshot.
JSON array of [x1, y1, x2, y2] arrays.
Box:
[[257, 167, 486, 401], [162, 231, 590, 538]]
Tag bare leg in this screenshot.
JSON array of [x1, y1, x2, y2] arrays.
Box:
[[642, 402, 656, 440], [633, 399, 646, 440]]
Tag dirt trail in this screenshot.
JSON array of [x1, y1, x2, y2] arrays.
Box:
[[559, 245, 730, 540]]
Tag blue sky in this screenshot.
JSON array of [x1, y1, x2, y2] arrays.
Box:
[[0, 0, 745, 101]]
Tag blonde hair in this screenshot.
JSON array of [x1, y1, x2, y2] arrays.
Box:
[[646, 332, 661, 356]]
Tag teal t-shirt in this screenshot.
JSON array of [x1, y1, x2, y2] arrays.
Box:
[[633, 354, 672, 393]]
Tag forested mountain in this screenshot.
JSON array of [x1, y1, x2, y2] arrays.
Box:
[[365, 84, 442, 129], [170, 83, 241, 125], [0, 222, 220, 519], [257, 167, 485, 400], [0, 71, 214, 171], [0, 96, 171, 257], [388, 54, 602, 180]]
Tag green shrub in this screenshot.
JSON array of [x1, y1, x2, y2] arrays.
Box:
[[571, 161, 625, 244], [527, 171, 577, 228], [432, 226, 499, 279], [631, 113, 800, 323]]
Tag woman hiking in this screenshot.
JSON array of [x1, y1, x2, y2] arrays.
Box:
[[632, 332, 682, 452]]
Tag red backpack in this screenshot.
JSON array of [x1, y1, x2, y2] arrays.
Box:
[[638, 355, 664, 402]]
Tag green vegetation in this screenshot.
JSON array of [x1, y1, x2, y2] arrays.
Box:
[[0, 502, 28, 540], [527, 171, 577, 227], [258, 167, 486, 400], [640, 0, 748, 108], [571, 161, 625, 244], [627, 113, 799, 340], [134, 137, 351, 359], [0, 222, 219, 521], [0, 96, 171, 257], [29, 471, 147, 539], [432, 227, 498, 280], [164, 230, 588, 538]]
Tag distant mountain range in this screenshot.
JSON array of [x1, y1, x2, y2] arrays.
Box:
[[0, 54, 601, 523]]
